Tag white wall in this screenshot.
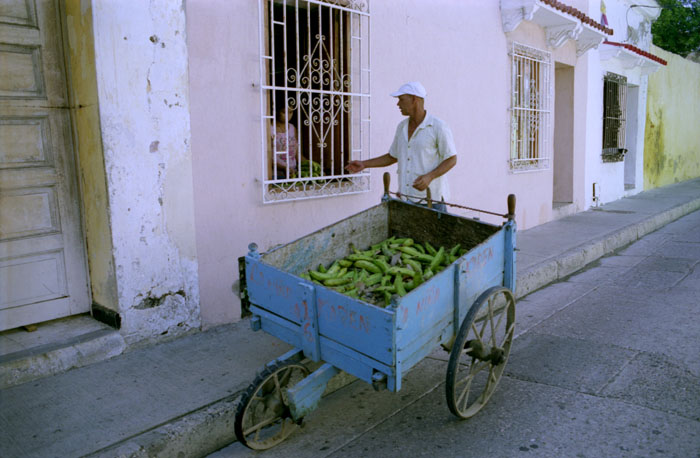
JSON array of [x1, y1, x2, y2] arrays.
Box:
[[92, 0, 200, 344], [587, 0, 658, 205]]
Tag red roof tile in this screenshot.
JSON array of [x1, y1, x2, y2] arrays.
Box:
[[603, 40, 668, 65], [540, 0, 614, 35]]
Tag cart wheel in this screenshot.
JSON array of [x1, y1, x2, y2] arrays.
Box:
[[234, 359, 309, 450], [446, 286, 515, 419]]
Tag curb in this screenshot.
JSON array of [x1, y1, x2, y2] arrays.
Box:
[[514, 197, 700, 299], [0, 329, 125, 390], [88, 395, 241, 458]]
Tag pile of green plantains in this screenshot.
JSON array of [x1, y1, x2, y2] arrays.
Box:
[[301, 237, 467, 308]]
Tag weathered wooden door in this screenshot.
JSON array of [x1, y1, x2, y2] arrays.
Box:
[[0, 0, 89, 330]]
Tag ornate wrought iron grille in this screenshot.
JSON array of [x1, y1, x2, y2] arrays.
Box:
[[258, 0, 371, 203], [510, 42, 551, 172], [602, 72, 627, 162]]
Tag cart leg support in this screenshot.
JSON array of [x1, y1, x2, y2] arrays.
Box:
[[287, 363, 340, 421]]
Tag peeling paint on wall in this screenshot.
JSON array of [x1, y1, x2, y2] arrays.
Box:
[[91, 0, 200, 344], [644, 46, 700, 189]]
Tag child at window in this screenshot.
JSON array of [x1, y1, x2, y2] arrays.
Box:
[[272, 105, 300, 179]]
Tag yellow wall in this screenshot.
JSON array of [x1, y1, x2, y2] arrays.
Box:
[[61, 0, 118, 311], [644, 45, 700, 189]]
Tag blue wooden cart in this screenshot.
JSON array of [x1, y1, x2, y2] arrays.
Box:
[[235, 175, 517, 450]]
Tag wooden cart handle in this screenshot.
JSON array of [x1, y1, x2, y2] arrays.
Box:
[[507, 194, 516, 221]]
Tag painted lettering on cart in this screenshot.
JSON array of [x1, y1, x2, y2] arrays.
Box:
[[303, 321, 313, 342], [317, 298, 371, 334], [247, 264, 291, 298], [400, 285, 440, 325], [293, 301, 309, 322], [415, 285, 440, 316], [247, 262, 264, 285], [462, 246, 494, 275], [293, 301, 316, 343]]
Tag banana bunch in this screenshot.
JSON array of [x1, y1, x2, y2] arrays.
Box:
[[301, 237, 466, 308], [291, 160, 322, 180], [298, 160, 322, 178]]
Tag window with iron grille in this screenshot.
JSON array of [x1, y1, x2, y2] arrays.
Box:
[[510, 42, 551, 172], [602, 72, 627, 162], [258, 0, 371, 203]]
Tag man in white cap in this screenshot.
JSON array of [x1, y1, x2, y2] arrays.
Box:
[[345, 81, 457, 211]]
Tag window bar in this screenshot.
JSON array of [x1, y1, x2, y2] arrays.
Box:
[[534, 57, 539, 160], [306, 3, 312, 183], [366, 12, 371, 170], [357, 12, 362, 171], [270, 0, 277, 181], [295, 0, 301, 180], [526, 58, 531, 162], [259, 0, 266, 185], [329, 6, 335, 178], [519, 56, 523, 162], [340, 8, 345, 175], [349, 11, 354, 173], [317, 3, 324, 182], [283, 3, 290, 180]]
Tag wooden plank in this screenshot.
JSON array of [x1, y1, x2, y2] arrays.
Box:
[[287, 363, 340, 421], [455, 231, 506, 326], [315, 287, 394, 365], [317, 334, 397, 391], [395, 266, 454, 349], [246, 259, 309, 325], [396, 314, 453, 375], [250, 304, 304, 350]]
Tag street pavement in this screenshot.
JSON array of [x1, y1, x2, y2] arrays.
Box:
[[1, 178, 699, 458], [212, 205, 700, 457]]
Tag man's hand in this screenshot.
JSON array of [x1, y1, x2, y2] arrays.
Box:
[[345, 160, 365, 173], [412, 174, 433, 191]]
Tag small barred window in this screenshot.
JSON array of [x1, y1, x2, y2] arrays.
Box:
[[510, 42, 552, 172]]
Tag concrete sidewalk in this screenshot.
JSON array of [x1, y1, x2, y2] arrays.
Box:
[[1, 178, 700, 458]]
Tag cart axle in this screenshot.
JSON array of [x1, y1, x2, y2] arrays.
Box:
[[465, 340, 506, 365]]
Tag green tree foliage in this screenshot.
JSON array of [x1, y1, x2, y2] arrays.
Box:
[[652, 0, 700, 57]]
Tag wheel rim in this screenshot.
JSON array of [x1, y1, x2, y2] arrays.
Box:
[[235, 362, 309, 450], [446, 287, 515, 419]]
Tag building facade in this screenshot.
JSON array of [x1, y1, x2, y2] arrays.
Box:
[[1, 0, 681, 345]]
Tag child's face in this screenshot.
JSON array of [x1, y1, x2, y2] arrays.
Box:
[[279, 107, 293, 123]]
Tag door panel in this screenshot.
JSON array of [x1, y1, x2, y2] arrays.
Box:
[[0, 0, 89, 331]]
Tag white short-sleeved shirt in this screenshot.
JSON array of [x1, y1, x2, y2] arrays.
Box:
[[388, 112, 457, 203]]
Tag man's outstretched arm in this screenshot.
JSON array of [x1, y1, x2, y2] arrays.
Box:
[[345, 153, 398, 173]]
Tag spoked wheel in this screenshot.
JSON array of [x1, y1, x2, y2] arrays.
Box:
[[446, 286, 515, 419], [234, 360, 309, 450]]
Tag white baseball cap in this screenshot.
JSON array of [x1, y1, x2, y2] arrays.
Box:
[[390, 81, 427, 98]]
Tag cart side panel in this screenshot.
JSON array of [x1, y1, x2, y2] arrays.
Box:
[[395, 268, 453, 350], [263, 203, 389, 275], [394, 267, 455, 379], [455, 229, 507, 324], [246, 258, 309, 325], [247, 257, 395, 365], [316, 288, 395, 366], [394, 229, 507, 377]]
